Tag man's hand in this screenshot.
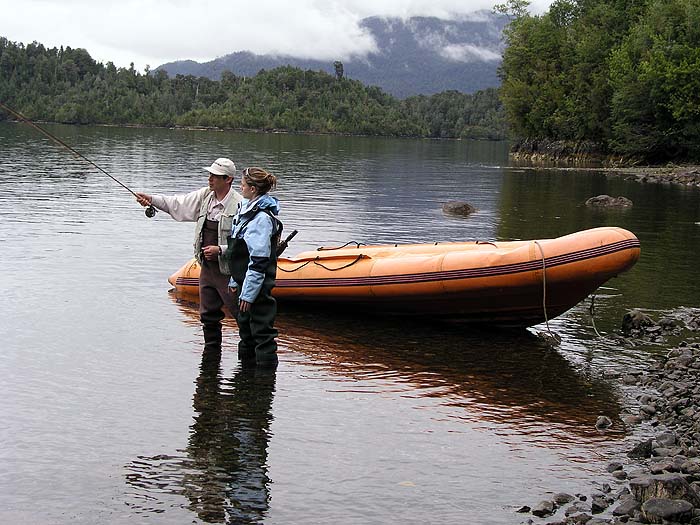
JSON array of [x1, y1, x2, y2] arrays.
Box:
[[239, 299, 251, 312], [202, 245, 221, 261], [135, 192, 152, 207]]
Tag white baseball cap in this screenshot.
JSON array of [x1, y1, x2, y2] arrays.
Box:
[[203, 158, 236, 177]]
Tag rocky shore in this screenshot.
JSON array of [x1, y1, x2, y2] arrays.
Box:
[[608, 166, 700, 189], [518, 309, 700, 524], [509, 138, 700, 189]]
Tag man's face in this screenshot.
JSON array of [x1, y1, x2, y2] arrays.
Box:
[[208, 174, 231, 193]]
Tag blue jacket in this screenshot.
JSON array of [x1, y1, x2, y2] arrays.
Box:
[[228, 194, 280, 303]]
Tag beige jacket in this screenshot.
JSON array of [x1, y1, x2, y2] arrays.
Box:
[[151, 187, 243, 273]]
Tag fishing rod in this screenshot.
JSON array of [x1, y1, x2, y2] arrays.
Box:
[[0, 100, 156, 218]]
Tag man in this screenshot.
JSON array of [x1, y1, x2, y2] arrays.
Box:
[[135, 158, 243, 351]]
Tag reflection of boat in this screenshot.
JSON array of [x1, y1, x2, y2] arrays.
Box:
[[277, 310, 624, 436], [169, 227, 640, 327], [167, 297, 624, 437]]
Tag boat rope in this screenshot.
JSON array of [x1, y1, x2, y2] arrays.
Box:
[[0, 100, 156, 218], [314, 254, 364, 271], [589, 294, 603, 337], [277, 259, 314, 272], [476, 240, 498, 247], [317, 241, 366, 251], [533, 240, 559, 345], [278, 254, 364, 273], [533, 241, 550, 331]]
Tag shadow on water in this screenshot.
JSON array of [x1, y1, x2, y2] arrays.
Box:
[[125, 350, 276, 524]]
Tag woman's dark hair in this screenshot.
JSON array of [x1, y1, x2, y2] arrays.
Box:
[[242, 167, 277, 195]]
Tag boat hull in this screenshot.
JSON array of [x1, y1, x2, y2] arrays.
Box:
[[168, 227, 640, 327]]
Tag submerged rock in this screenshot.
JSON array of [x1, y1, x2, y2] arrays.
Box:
[[553, 492, 574, 505], [628, 439, 654, 459], [531, 500, 555, 517], [622, 309, 656, 335], [585, 194, 633, 207], [442, 201, 477, 216], [590, 495, 610, 513], [595, 415, 613, 430]]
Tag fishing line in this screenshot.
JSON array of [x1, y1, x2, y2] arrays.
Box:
[[0, 100, 156, 218]]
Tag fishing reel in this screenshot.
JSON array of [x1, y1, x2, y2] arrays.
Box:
[[145, 205, 157, 218]]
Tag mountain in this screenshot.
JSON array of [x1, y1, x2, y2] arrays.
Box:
[[155, 12, 508, 98]]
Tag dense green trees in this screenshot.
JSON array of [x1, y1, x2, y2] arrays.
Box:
[[402, 89, 507, 139], [498, 0, 700, 161], [609, 0, 700, 159], [0, 37, 506, 140]]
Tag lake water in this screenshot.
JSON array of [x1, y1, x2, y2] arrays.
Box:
[[1, 122, 699, 524]]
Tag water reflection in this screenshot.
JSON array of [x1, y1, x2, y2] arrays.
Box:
[[169, 294, 622, 441], [273, 310, 622, 440], [496, 168, 700, 311], [125, 350, 275, 523]]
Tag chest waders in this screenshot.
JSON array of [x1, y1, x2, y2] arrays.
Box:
[[225, 210, 283, 368], [200, 219, 238, 351]]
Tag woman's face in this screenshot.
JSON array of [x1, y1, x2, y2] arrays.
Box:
[[240, 177, 257, 200]]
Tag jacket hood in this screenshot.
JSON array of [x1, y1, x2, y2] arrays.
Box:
[[240, 194, 280, 216]]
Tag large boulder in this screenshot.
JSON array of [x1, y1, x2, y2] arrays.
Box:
[[641, 497, 694, 523], [585, 194, 633, 207], [629, 474, 700, 506]]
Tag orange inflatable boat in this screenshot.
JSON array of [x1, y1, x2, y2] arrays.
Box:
[[169, 226, 640, 327]]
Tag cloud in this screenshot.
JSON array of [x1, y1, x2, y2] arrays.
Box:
[[408, 18, 503, 64], [0, 0, 553, 71], [440, 43, 502, 62]]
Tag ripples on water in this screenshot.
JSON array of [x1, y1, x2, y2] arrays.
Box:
[[1, 122, 699, 524]]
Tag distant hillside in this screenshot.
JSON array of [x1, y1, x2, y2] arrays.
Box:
[[0, 37, 507, 139], [156, 12, 507, 98]]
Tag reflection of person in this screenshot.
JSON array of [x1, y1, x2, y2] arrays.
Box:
[[224, 168, 282, 369], [135, 158, 243, 350], [186, 348, 276, 523]]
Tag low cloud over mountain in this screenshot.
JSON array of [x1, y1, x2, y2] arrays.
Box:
[[156, 12, 508, 98]]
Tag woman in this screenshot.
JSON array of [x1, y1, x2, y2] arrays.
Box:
[[224, 167, 282, 368]]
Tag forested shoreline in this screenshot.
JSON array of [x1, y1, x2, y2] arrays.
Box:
[[0, 37, 506, 140], [498, 0, 700, 163], [2, 0, 699, 164]]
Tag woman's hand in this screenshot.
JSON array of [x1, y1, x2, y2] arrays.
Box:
[[202, 245, 221, 261], [239, 299, 251, 312]]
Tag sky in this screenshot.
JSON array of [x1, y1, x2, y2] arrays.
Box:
[[1, 0, 553, 72]]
